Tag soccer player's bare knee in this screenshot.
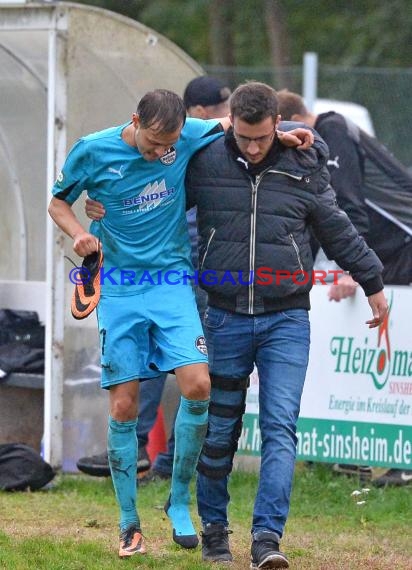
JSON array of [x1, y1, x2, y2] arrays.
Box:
[[184, 375, 210, 400], [109, 383, 138, 421], [176, 364, 210, 401]]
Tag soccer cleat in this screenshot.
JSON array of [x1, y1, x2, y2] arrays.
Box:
[[373, 468, 412, 487], [250, 532, 289, 569], [71, 248, 103, 320], [118, 525, 146, 557], [201, 523, 233, 562], [76, 447, 151, 477]]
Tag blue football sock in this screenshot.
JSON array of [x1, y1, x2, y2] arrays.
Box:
[[165, 396, 209, 547], [107, 416, 140, 531]]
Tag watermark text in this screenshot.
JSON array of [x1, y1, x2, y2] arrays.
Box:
[[69, 267, 345, 287]]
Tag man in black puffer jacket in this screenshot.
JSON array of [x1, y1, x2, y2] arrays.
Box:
[[186, 82, 388, 568]]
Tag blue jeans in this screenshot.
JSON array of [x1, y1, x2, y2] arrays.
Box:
[[197, 306, 310, 538]]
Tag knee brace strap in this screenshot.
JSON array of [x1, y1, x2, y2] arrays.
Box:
[[211, 375, 250, 391], [202, 441, 236, 459], [197, 459, 230, 479], [209, 401, 245, 418], [198, 411, 244, 479], [208, 375, 249, 418]]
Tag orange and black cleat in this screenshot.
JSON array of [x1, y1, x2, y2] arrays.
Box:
[[71, 248, 103, 320], [118, 525, 146, 557]]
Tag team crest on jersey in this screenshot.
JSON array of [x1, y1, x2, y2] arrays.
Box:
[[56, 171, 64, 184], [159, 146, 177, 165], [195, 335, 208, 356]]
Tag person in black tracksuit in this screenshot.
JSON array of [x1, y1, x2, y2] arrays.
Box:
[[277, 89, 412, 489], [277, 90, 412, 292], [314, 111, 412, 287], [185, 82, 387, 567]]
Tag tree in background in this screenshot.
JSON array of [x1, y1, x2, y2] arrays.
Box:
[[72, 0, 411, 162], [72, 0, 411, 69]]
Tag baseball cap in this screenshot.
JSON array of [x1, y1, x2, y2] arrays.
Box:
[[183, 76, 231, 109]]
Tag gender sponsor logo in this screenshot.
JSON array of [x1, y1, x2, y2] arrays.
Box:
[[330, 292, 412, 391], [122, 180, 175, 213]]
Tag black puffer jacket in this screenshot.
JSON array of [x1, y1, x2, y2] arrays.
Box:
[[186, 125, 383, 315]]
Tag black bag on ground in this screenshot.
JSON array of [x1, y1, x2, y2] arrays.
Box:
[[0, 443, 55, 491], [0, 310, 45, 379], [0, 309, 45, 348], [0, 342, 44, 379]]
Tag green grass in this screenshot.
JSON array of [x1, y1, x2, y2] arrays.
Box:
[[0, 464, 411, 569]]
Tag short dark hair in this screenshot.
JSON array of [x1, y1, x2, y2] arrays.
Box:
[[136, 89, 186, 133], [229, 81, 278, 124], [276, 89, 308, 120]]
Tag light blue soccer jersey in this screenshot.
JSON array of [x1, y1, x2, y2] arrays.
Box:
[[53, 118, 223, 295]]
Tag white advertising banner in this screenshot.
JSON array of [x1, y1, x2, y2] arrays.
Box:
[[238, 285, 412, 469]]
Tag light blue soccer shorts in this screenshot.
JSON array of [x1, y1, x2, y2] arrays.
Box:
[[96, 283, 208, 389]]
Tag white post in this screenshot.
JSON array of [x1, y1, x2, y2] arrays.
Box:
[[44, 6, 67, 468], [303, 52, 318, 112]]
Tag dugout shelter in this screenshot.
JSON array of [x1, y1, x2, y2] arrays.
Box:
[[0, 1, 202, 469]]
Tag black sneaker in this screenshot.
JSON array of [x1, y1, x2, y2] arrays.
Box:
[[201, 523, 233, 562], [373, 468, 412, 487], [77, 450, 110, 477], [137, 447, 151, 473], [250, 531, 289, 569], [76, 447, 151, 477], [332, 463, 373, 482]]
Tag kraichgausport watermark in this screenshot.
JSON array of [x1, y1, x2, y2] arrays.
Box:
[[69, 266, 93, 285], [69, 266, 345, 287]]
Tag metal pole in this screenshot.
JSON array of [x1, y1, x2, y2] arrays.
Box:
[[303, 52, 318, 112], [44, 5, 67, 468]]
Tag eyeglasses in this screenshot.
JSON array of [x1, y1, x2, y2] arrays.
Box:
[[233, 128, 276, 147]]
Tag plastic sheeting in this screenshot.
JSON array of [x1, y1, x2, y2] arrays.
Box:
[[0, 2, 203, 468]]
